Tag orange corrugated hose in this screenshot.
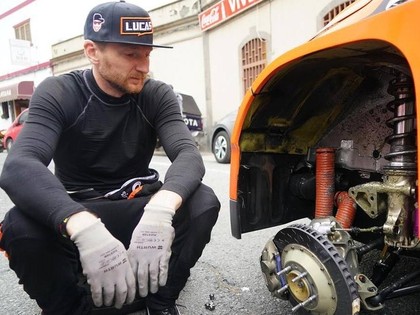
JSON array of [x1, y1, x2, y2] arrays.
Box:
[[335, 191, 357, 229], [315, 148, 335, 218]]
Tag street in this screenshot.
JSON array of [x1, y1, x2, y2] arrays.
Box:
[[0, 151, 286, 315], [1, 151, 420, 315]]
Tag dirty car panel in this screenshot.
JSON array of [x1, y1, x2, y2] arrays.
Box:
[[229, 0, 420, 314]]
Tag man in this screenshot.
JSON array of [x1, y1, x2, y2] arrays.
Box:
[[0, 1, 220, 315]]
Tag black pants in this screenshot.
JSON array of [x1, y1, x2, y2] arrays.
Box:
[[0, 183, 220, 315]]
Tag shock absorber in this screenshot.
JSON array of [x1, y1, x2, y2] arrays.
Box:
[[382, 70, 417, 245], [384, 70, 416, 171], [346, 70, 418, 245]]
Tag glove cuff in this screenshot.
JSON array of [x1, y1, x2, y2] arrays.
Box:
[[142, 204, 175, 226], [70, 219, 113, 250]]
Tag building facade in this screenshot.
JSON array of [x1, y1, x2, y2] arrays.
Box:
[[0, 0, 356, 148]]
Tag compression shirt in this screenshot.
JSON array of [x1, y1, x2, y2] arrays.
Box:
[[0, 69, 204, 233]]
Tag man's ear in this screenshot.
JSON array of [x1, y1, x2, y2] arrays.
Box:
[[84, 40, 99, 64]]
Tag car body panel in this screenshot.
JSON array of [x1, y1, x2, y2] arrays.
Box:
[[230, 0, 419, 238], [229, 2, 420, 312], [314, 0, 393, 39], [2, 108, 28, 151], [156, 93, 203, 148], [179, 93, 203, 133], [210, 110, 237, 163]]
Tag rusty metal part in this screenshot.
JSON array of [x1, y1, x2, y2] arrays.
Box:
[[315, 148, 336, 218]]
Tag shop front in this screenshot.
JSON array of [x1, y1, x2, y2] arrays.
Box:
[[0, 81, 34, 127]]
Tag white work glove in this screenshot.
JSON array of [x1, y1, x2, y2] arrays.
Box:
[[70, 219, 136, 309], [128, 204, 175, 297]]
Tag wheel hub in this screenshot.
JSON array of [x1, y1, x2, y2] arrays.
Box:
[[282, 243, 338, 314], [286, 270, 311, 302], [261, 224, 360, 315], [214, 136, 227, 159]]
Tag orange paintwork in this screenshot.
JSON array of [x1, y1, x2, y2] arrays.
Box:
[[230, 0, 420, 232]]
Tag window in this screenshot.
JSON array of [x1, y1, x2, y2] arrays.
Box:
[[18, 108, 29, 124], [323, 0, 357, 26], [1, 103, 9, 119], [241, 38, 267, 95], [14, 19, 32, 42]]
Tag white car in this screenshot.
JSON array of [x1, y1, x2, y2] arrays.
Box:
[[210, 110, 237, 163]]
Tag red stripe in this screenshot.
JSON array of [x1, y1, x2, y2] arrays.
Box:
[[0, 0, 36, 20], [0, 61, 51, 81]]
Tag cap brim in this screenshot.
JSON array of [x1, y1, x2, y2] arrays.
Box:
[[92, 39, 173, 48], [145, 43, 173, 49]]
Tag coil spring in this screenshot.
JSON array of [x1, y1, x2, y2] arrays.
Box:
[[384, 71, 416, 170]]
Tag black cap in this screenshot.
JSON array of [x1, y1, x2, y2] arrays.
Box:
[[84, 1, 172, 48]]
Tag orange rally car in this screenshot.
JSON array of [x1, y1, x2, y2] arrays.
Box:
[[229, 0, 420, 314]]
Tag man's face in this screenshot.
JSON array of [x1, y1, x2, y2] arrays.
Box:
[[94, 43, 153, 96]]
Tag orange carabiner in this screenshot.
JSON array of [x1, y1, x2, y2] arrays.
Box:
[[128, 185, 143, 200]]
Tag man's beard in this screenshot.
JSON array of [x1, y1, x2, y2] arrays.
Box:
[[98, 62, 146, 95], [107, 76, 144, 95]]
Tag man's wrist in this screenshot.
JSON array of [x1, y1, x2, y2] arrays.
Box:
[[142, 204, 175, 226], [65, 211, 98, 237], [147, 190, 182, 211]]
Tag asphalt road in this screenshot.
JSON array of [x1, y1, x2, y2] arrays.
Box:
[[1, 151, 420, 315]]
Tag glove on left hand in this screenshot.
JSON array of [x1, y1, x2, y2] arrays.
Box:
[[128, 204, 175, 297], [71, 219, 136, 308]]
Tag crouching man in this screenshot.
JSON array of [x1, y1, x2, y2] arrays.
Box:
[[0, 1, 220, 314]]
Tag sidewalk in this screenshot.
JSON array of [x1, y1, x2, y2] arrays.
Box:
[[154, 148, 215, 162]]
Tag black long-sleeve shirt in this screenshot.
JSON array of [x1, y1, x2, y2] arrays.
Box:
[[0, 69, 204, 233]]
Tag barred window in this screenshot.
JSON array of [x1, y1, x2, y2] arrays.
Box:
[[14, 19, 32, 42], [241, 38, 267, 95], [323, 0, 357, 26]]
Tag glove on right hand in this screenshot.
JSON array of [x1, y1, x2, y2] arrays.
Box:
[[71, 219, 136, 309]]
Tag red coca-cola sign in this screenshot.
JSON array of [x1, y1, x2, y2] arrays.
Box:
[[199, 0, 263, 31]]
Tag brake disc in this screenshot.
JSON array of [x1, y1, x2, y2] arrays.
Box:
[[273, 224, 360, 315]]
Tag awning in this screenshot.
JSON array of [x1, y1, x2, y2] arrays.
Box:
[[0, 81, 34, 103]]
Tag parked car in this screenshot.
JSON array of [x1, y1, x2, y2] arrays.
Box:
[[179, 93, 203, 138], [230, 0, 420, 314], [211, 110, 237, 163], [155, 93, 204, 149], [3, 108, 29, 152]]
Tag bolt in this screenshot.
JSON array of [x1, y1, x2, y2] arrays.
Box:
[[205, 301, 215, 311]]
